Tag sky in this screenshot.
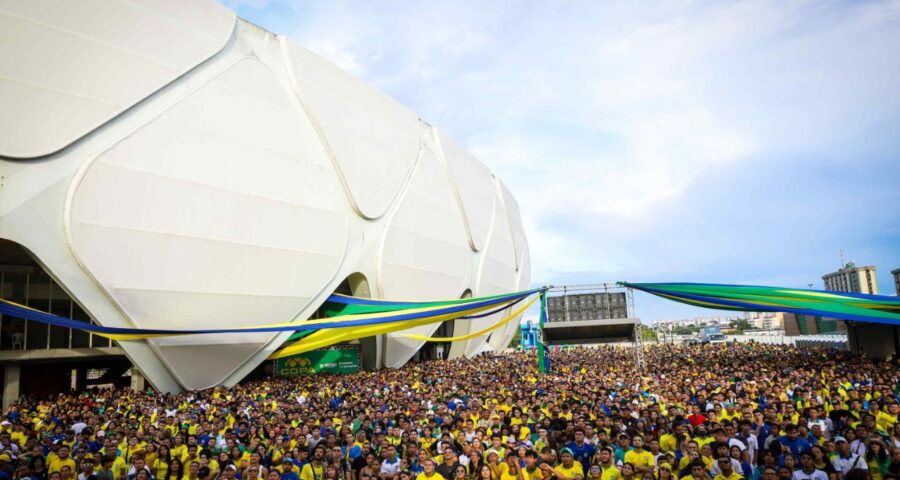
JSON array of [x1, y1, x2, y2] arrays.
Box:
[[221, 0, 900, 322]]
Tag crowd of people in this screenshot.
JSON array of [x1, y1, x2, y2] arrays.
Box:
[[0, 344, 898, 480]]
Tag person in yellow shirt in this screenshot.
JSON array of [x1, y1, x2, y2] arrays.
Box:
[[522, 451, 544, 480], [500, 453, 523, 480], [182, 461, 201, 480], [416, 459, 445, 480], [712, 458, 742, 480], [151, 445, 170, 479], [485, 449, 509, 480], [594, 448, 620, 480], [171, 435, 187, 463], [660, 425, 689, 455], [877, 403, 898, 434], [112, 453, 129, 480], [50, 446, 77, 474], [300, 446, 325, 480], [543, 449, 583, 480], [623, 437, 655, 475]]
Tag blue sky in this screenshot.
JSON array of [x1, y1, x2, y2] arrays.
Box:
[[222, 0, 900, 322]]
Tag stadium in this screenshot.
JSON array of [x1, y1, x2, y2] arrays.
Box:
[[0, 0, 529, 394], [1, 4, 900, 480]]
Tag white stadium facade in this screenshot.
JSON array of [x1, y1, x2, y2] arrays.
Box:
[[0, 0, 529, 397]]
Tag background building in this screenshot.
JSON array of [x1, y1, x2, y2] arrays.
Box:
[[823, 262, 879, 294], [744, 311, 785, 330], [0, 0, 529, 398]]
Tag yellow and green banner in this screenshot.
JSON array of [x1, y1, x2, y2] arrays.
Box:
[[621, 282, 900, 323], [275, 347, 360, 376]]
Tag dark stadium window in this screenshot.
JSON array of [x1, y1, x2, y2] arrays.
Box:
[[48, 282, 71, 349], [71, 303, 91, 348], [0, 271, 28, 350], [27, 271, 51, 350]]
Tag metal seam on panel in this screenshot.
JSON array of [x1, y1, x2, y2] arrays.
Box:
[[276, 36, 421, 221], [374, 145, 427, 298], [0, 73, 121, 107], [495, 179, 521, 272], [0, 9, 181, 70], [432, 127, 480, 253], [276, 37, 373, 220]]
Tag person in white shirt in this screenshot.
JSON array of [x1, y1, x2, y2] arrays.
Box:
[[832, 437, 867, 478], [380, 445, 401, 479], [792, 451, 828, 480]]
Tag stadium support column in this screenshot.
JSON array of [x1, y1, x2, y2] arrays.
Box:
[[2, 364, 20, 410], [130, 369, 146, 392]]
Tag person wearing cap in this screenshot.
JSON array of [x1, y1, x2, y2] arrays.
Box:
[[280, 459, 300, 480], [487, 449, 505, 480], [77, 456, 97, 480], [534, 430, 549, 457], [832, 437, 867, 478], [543, 448, 583, 480], [220, 464, 237, 480]]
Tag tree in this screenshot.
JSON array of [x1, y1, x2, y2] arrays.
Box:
[[731, 319, 752, 333], [641, 325, 657, 341]]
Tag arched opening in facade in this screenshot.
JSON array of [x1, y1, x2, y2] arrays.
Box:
[[0, 239, 131, 399], [414, 289, 471, 361]]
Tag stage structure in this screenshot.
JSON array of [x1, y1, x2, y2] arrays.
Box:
[[544, 284, 643, 370]]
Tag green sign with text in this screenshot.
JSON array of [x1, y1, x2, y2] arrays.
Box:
[[275, 347, 359, 376]]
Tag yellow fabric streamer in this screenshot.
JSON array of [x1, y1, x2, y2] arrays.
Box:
[[268, 299, 510, 359], [95, 294, 523, 341], [401, 294, 538, 342]]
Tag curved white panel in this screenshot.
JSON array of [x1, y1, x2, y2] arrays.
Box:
[[467, 184, 518, 354], [0, 0, 235, 158], [499, 181, 527, 271], [0, 0, 530, 390], [379, 147, 471, 368], [283, 42, 421, 219], [437, 129, 495, 252], [494, 237, 532, 349], [493, 182, 531, 347], [67, 58, 349, 389]]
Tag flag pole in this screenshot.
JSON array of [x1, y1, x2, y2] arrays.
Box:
[[537, 289, 548, 373]]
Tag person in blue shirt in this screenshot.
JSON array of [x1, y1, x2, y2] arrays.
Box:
[[566, 429, 597, 473], [280, 459, 301, 480], [776, 425, 811, 456]]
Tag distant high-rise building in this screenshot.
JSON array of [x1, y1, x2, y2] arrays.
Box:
[[744, 311, 785, 330], [823, 262, 879, 294]]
